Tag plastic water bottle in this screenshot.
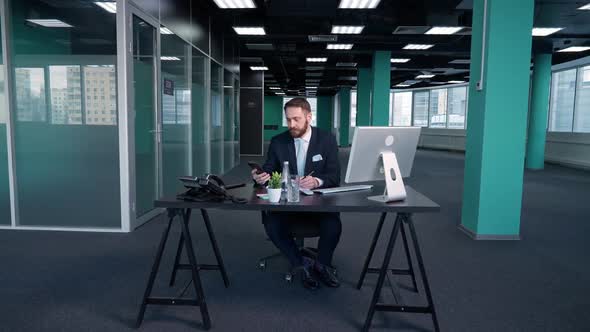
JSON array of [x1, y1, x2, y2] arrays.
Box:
[[282, 161, 290, 201]]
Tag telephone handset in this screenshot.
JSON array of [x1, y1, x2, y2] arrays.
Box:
[[178, 174, 247, 204]]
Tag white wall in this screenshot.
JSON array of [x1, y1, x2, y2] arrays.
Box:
[[417, 129, 590, 170]]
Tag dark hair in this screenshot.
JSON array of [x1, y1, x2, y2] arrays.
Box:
[[284, 97, 311, 113]]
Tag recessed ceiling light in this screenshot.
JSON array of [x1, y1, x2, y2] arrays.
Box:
[[331, 25, 364, 34], [161, 56, 180, 61], [94, 2, 116, 13], [306, 86, 318, 89], [213, 0, 256, 9], [416, 74, 435, 79], [532, 27, 563, 36], [558, 46, 590, 52], [403, 44, 434, 50], [327, 44, 354, 50], [250, 66, 269, 70], [26, 19, 72, 28], [269, 87, 281, 90], [276, 92, 285, 95], [307, 58, 327, 62], [425, 27, 463, 35], [336, 62, 357, 67], [448, 80, 466, 84], [390, 58, 410, 63], [449, 59, 470, 64], [233, 27, 266, 35], [160, 27, 174, 35], [395, 84, 410, 87], [578, 3, 590, 10], [338, 0, 381, 9]]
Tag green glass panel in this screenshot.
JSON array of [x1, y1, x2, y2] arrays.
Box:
[[133, 15, 156, 218], [161, 33, 190, 196], [191, 51, 208, 176], [223, 69, 235, 172], [11, 0, 120, 228], [210, 62, 223, 174]]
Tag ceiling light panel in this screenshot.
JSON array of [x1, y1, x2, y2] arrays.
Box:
[[390, 58, 410, 63], [578, 3, 590, 10], [416, 74, 435, 78], [425, 27, 463, 35], [449, 59, 470, 64], [94, 2, 116, 13], [26, 19, 72, 28], [213, 0, 256, 9], [161, 56, 180, 61], [338, 0, 381, 9], [558, 46, 590, 52], [160, 27, 174, 35], [233, 27, 266, 35], [250, 66, 269, 70], [403, 44, 434, 50], [331, 25, 364, 34], [307, 58, 328, 62], [532, 27, 563, 36], [327, 44, 354, 50], [336, 62, 357, 67]]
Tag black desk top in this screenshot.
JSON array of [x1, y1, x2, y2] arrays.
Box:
[[155, 185, 440, 214]]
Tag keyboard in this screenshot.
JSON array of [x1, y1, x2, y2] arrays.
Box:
[[313, 185, 373, 194]]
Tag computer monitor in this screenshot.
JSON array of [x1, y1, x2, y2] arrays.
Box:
[[345, 126, 421, 202]]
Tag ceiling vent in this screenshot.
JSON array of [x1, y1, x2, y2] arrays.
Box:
[[308, 35, 338, 42], [246, 43, 275, 50]]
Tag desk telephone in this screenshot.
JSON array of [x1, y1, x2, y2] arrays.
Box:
[[177, 174, 247, 204]]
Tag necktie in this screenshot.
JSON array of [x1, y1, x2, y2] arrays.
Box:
[[295, 138, 305, 177]]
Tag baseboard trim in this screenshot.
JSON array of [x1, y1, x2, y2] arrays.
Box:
[[458, 224, 521, 240]]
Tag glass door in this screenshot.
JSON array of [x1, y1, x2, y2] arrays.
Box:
[[130, 10, 161, 223]]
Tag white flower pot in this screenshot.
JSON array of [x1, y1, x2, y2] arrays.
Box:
[[267, 188, 282, 203]]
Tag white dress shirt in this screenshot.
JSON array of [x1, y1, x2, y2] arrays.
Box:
[[294, 126, 324, 187]]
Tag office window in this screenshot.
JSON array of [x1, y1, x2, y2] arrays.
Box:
[[412, 91, 429, 127], [83, 65, 117, 126], [447, 86, 467, 129], [391, 91, 412, 126], [49, 66, 82, 125], [574, 66, 590, 133], [350, 91, 357, 127], [429, 89, 448, 128], [15, 68, 47, 122], [549, 69, 576, 132], [282, 97, 318, 127]]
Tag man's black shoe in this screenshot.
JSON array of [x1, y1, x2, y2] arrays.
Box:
[[315, 264, 340, 288], [298, 265, 320, 290]]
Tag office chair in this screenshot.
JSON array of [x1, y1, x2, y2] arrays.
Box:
[[258, 211, 321, 282]]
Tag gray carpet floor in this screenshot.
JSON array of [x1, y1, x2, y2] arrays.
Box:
[[1, 148, 589, 332]]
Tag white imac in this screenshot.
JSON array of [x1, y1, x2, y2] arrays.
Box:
[[345, 126, 421, 202]]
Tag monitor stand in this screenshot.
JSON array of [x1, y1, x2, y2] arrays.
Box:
[[367, 151, 407, 203]]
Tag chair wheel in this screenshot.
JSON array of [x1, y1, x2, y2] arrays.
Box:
[[285, 273, 293, 282], [258, 260, 266, 270]]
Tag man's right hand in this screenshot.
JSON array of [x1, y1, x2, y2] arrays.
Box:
[[251, 169, 270, 185]]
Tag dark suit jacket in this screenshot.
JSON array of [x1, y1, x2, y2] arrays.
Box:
[[262, 127, 340, 188]]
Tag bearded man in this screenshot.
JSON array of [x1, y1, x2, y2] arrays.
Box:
[[251, 97, 341, 290]]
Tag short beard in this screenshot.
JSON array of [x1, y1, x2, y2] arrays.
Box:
[[289, 120, 309, 138]]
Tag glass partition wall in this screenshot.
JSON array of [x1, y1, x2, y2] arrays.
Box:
[[0, 0, 239, 231]]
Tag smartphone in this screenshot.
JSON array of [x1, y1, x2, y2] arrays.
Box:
[[247, 161, 264, 174]]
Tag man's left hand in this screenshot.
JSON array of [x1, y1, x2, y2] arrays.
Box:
[[299, 176, 319, 189]]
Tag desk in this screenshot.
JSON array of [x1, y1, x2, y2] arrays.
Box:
[[136, 184, 440, 331]]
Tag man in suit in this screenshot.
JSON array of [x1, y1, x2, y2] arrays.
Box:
[[251, 97, 341, 290]]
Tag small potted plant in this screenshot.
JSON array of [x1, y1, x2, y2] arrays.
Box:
[[267, 171, 282, 203]]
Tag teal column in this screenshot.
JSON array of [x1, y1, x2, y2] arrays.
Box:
[[526, 53, 552, 170], [370, 51, 391, 126], [461, 0, 534, 239], [356, 67, 372, 126], [338, 88, 351, 146], [316, 96, 334, 131]]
